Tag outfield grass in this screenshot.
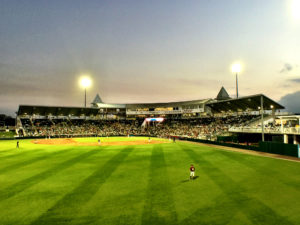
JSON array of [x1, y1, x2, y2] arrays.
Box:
[[0, 137, 300, 225]]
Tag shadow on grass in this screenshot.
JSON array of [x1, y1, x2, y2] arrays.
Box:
[[180, 176, 199, 183]]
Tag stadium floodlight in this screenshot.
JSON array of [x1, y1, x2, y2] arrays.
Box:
[[80, 77, 92, 88], [79, 76, 92, 108], [231, 63, 242, 98], [291, 0, 300, 20], [232, 63, 241, 73]]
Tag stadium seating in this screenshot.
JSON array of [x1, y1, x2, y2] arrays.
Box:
[[20, 115, 259, 139]]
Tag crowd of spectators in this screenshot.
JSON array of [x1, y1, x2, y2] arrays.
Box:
[[142, 116, 259, 139], [21, 115, 258, 140]]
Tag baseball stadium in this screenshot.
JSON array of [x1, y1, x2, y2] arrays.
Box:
[[1, 87, 300, 225], [2, 1, 300, 224]]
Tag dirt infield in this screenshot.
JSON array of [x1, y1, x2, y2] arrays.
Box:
[[31, 138, 168, 146], [184, 141, 300, 163]]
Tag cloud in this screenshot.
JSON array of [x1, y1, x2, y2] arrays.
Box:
[[289, 78, 300, 83], [279, 91, 300, 113], [280, 63, 293, 73], [0, 78, 70, 97]]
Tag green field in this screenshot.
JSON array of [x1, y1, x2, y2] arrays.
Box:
[[0, 137, 300, 225]]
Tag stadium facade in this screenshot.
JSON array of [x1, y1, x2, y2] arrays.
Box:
[[15, 87, 300, 146], [18, 87, 284, 120]]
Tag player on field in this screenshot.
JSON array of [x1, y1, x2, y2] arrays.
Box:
[[16, 141, 19, 149], [98, 139, 101, 145], [190, 164, 195, 180]]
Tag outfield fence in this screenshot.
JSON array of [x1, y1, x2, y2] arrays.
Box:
[[259, 141, 299, 157], [178, 137, 300, 158]]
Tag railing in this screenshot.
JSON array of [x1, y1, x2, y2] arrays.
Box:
[[126, 109, 204, 115], [229, 127, 300, 134]]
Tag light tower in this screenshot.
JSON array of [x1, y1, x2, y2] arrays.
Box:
[[231, 63, 241, 98], [79, 76, 92, 108]]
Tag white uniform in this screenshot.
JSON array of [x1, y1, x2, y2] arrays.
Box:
[[190, 166, 195, 177]]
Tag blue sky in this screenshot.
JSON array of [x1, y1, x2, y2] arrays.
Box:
[[0, 0, 300, 115]]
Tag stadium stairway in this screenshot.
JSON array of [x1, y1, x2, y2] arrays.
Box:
[[245, 115, 274, 127], [16, 117, 26, 136]]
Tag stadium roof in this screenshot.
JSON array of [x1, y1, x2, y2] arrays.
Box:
[[18, 105, 101, 117], [125, 99, 210, 109], [216, 87, 230, 100], [277, 115, 300, 120], [206, 94, 284, 113], [92, 94, 103, 104], [17, 94, 285, 116]]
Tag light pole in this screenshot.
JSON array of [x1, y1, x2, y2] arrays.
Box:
[[84, 88, 87, 107], [80, 76, 92, 108], [232, 63, 241, 98]]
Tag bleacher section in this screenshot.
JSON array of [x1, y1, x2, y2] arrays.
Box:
[[14, 90, 294, 143], [20, 115, 259, 139]]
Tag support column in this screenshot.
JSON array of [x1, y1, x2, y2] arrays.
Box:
[[272, 108, 275, 125], [284, 134, 288, 144], [84, 88, 86, 108], [236, 73, 238, 98], [261, 95, 264, 142], [293, 135, 299, 145]]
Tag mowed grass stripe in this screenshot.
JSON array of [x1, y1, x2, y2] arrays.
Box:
[[161, 144, 233, 225], [70, 145, 152, 225], [180, 193, 246, 225], [0, 147, 112, 225], [216, 149, 300, 190], [173, 145, 249, 224], [180, 144, 293, 225], [0, 149, 74, 175], [141, 144, 178, 225], [0, 148, 102, 202], [0, 148, 18, 154], [213, 148, 300, 221], [30, 146, 134, 225], [0, 148, 48, 161]]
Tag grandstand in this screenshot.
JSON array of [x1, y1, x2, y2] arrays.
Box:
[[14, 87, 300, 146], [0, 114, 16, 138]]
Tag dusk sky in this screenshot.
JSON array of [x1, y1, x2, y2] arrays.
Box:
[[1, 0, 300, 115]]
